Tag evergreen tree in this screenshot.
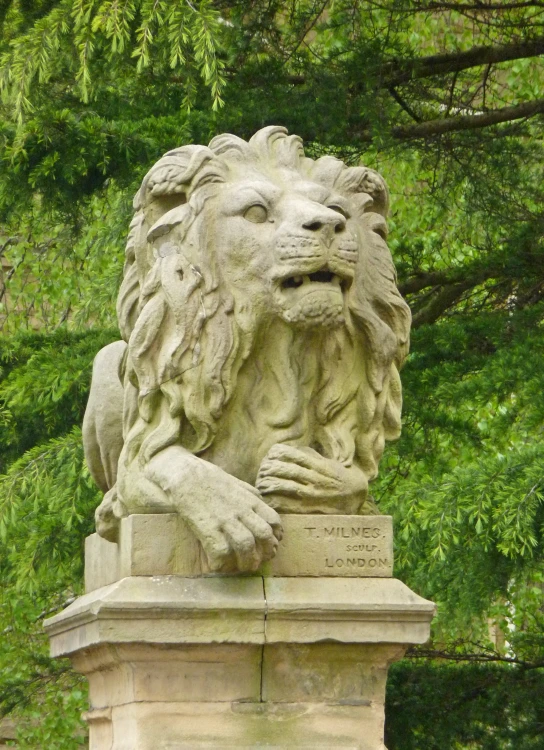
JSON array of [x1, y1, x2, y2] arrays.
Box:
[[1, 2, 543, 746]]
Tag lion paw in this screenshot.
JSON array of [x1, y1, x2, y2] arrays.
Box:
[[189, 489, 283, 573], [256, 443, 367, 514], [145, 448, 283, 573]]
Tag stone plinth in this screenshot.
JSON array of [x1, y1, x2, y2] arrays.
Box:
[[71, 125, 425, 749], [45, 516, 435, 749], [85, 514, 394, 591]]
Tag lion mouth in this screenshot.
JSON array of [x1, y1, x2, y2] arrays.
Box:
[[281, 270, 348, 291]]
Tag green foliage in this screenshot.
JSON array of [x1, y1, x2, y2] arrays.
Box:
[[0, 331, 114, 746], [0, 1, 543, 747], [0, 426, 93, 745], [386, 661, 544, 750], [0, 0, 226, 124], [0, 429, 97, 590], [0, 183, 129, 342], [1, 584, 88, 748], [0, 329, 119, 465], [374, 308, 544, 648], [14, 685, 88, 749]]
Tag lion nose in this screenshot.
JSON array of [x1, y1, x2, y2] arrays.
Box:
[[302, 207, 346, 245]]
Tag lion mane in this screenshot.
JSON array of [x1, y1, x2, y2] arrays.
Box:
[[113, 125, 410, 517]]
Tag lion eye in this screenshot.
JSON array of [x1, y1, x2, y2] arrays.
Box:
[[243, 204, 268, 223]]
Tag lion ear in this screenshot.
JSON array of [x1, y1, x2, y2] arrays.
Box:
[[147, 204, 191, 243]]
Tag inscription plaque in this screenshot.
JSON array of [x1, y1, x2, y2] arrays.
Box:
[[85, 514, 393, 588], [264, 515, 393, 578]]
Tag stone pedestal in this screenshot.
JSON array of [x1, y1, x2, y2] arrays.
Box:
[[45, 515, 434, 749]]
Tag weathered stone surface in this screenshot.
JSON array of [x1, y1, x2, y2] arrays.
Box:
[[264, 514, 393, 577], [82, 126, 411, 574], [82, 340, 126, 495], [84, 513, 393, 591], [0, 719, 16, 742], [85, 700, 386, 750], [85, 533, 119, 592], [46, 575, 434, 656], [261, 643, 403, 703], [264, 577, 435, 644], [45, 575, 434, 750], [46, 577, 266, 656], [77, 644, 263, 706], [118, 514, 208, 578]]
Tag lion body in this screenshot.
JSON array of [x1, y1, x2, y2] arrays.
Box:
[[199, 320, 365, 485], [84, 126, 410, 561]]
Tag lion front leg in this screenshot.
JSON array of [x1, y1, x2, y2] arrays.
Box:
[[120, 445, 283, 573], [256, 443, 368, 514]]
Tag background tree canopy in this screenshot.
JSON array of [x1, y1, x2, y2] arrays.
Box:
[[0, 1, 543, 747]]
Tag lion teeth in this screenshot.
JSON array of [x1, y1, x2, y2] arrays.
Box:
[[282, 272, 344, 290]]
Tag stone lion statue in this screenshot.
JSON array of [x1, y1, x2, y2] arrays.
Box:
[[83, 126, 411, 573]]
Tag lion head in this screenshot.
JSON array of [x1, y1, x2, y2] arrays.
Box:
[[114, 126, 410, 517]]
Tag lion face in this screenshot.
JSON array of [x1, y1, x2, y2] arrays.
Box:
[[171, 169, 378, 330]]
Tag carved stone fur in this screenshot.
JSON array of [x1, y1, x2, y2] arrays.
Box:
[[83, 126, 411, 573]]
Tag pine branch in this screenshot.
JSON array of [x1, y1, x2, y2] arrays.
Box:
[[388, 86, 423, 122], [383, 37, 544, 87], [411, 279, 478, 327], [407, 643, 544, 670], [399, 264, 498, 326], [281, 37, 544, 89], [399, 271, 452, 296], [390, 98, 544, 141], [367, 1, 544, 13]]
